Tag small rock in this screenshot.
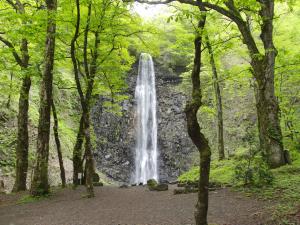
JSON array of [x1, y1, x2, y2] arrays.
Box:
[[119, 184, 129, 188], [93, 182, 104, 187]]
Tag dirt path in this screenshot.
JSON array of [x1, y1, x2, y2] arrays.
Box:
[[0, 185, 270, 225]]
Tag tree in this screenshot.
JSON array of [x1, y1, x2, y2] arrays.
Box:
[[0, 0, 31, 192], [51, 99, 66, 188], [31, 0, 57, 196], [205, 34, 225, 160], [70, 0, 148, 189], [70, 0, 95, 197], [184, 5, 211, 225]]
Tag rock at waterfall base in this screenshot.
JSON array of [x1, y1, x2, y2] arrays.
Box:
[[147, 179, 158, 188], [147, 180, 168, 191]]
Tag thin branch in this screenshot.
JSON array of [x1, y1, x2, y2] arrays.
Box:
[[5, 0, 18, 10]]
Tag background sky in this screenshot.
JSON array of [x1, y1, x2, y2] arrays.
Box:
[[133, 2, 170, 19]]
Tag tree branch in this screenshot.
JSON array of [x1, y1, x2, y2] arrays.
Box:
[[5, 0, 18, 10], [0, 35, 24, 66], [130, 0, 242, 23]]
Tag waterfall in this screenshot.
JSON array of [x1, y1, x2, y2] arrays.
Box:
[[134, 53, 158, 185]]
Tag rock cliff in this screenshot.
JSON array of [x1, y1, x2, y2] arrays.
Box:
[[91, 59, 197, 183]]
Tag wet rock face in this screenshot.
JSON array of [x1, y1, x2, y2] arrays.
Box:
[[91, 60, 197, 183]]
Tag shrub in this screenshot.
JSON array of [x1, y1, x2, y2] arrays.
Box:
[[234, 149, 274, 187]]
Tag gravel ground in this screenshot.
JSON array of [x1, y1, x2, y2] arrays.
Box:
[[0, 185, 272, 225]]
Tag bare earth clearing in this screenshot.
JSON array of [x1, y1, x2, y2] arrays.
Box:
[[0, 185, 274, 225]]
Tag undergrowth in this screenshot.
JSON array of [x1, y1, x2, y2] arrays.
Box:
[[178, 151, 300, 224]]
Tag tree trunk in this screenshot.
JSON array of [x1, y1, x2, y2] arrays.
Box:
[[13, 74, 31, 192], [222, 0, 286, 168], [73, 115, 84, 185], [82, 110, 94, 197], [0, 2, 32, 192], [185, 6, 211, 225], [254, 70, 285, 167], [70, 1, 95, 197], [205, 35, 225, 160], [31, 0, 57, 196], [252, 0, 285, 168], [51, 100, 66, 188], [70, 0, 86, 187]]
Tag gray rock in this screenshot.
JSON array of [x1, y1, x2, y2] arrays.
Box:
[[91, 60, 197, 183]]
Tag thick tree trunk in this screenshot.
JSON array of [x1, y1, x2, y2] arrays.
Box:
[[223, 0, 286, 168], [51, 100, 66, 188], [0, 2, 32, 192], [13, 74, 31, 192], [31, 0, 57, 196], [205, 35, 225, 160], [254, 70, 285, 167], [185, 6, 211, 225], [252, 0, 285, 168]]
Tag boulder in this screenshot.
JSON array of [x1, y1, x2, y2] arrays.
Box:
[[147, 179, 158, 188], [154, 183, 168, 191], [148, 183, 168, 191]]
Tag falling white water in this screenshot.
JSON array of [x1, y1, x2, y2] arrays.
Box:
[[134, 53, 158, 185]]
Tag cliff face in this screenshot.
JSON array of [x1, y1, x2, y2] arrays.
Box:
[[91, 60, 197, 183]]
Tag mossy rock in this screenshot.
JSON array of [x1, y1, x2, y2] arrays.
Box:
[[147, 179, 158, 188], [154, 183, 168, 191], [149, 183, 168, 191]]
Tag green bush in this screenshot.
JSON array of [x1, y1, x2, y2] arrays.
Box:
[[234, 149, 274, 187]]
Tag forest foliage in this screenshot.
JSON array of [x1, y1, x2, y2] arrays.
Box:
[[0, 0, 299, 223]]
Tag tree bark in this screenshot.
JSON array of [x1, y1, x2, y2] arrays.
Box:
[[13, 74, 31, 192], [0, 1, 31, 192], [185, 5, 211, 225], [13, 38, 30, 192], [51, 100, 66, 188], [254, 0, 285, 168], [31, 0, 57, 196], [205, 35, 225, 160], [82, 110, 94, 197], [73, 115, 84, 185]]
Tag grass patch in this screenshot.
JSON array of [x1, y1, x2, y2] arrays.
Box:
[[18, 194, 51, 204], [178, 153, 300, 224], [178, 160, 234, 185]]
